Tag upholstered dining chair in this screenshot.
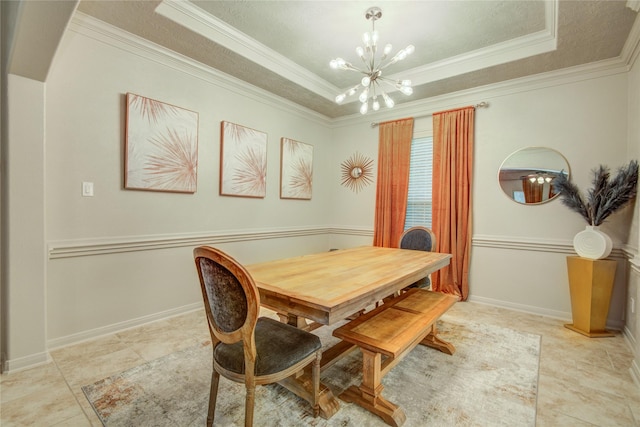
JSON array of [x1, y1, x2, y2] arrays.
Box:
[[399, 226, 437, 289], [193, 246, 322, 427]]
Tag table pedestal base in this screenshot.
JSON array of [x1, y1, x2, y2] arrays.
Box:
[[340, 384, 406, 427], [278, 373, 340, 419]]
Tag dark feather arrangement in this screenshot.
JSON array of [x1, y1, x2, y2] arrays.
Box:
[[552, 160, 638, 226]]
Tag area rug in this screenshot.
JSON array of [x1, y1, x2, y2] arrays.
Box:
[[82, 318, 540, 426]]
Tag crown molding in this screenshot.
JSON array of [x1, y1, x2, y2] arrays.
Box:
[[397, 0, 558, 88], [155, 0, 340, 102], [67, 12, 332, 127], [621, 6, 640, 68], [332, 53, 630, 128], [156, 0, 559, 100], [66, 9, 636, 131]]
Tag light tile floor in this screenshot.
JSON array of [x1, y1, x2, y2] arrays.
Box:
[[1, 301, 639, 426]]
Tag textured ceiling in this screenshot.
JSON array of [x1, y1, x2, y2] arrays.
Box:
[[76, 1, 638, 118]]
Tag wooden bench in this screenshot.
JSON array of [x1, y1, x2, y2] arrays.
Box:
[[332, 288, 458, 427]]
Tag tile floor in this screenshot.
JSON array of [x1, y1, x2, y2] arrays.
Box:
[[1, 301, 639, 426]]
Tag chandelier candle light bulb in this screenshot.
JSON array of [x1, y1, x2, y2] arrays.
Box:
[[331, 6, 415, 114]]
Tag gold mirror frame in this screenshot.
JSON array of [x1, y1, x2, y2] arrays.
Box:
[[341, 152, 374, 193], [498, 146, 570, 205]]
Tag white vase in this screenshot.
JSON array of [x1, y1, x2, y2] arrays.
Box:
[[573, 225, 613, 260]]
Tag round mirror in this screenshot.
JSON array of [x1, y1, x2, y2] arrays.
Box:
[[498, 147, 569, 205], [350, 167, 363, 178]]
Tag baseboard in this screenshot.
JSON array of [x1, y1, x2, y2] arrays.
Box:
[[623, 325, 637, 353], [2, 351, 50, 374], [631, 360, 640, 390], [467, 295, 572, 321], [47, 302, 203, 350], [622, 326, 640, 391], [468, 295, 628, 331]]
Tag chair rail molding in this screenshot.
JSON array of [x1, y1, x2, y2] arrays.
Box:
[[50, 231, 633, 259], [472, 234, 574, 253], [48, 226, 373, 259]]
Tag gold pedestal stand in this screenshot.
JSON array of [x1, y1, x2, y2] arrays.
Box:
[[565, 256, 617, 337]]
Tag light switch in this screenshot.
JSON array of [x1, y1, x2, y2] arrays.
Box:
[[82, 182, 94, 197]]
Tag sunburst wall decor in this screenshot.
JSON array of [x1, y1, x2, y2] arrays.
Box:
[[341, 152, 374, 193]]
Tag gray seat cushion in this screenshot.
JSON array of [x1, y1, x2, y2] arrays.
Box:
[[214, 317, 321, 376]]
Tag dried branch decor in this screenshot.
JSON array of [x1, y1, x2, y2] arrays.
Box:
[[552, 160, 638, 226]]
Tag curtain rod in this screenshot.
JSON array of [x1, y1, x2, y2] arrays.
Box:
[[369, 101, 489, 128]]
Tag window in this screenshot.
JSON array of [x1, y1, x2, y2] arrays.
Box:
[[404, 136, 433, 230]]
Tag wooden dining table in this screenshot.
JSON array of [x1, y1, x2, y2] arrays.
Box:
[[245, 245, 452, 419]]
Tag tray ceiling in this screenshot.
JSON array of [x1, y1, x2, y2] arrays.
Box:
[[75, 0, 639, 118]]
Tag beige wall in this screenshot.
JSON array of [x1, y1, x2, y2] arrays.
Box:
[[627, 34, 640, 385], [332, 71, 631, 321], [44, 22, 335, 348], [3, 12, 639, 372], [4, 75, 47, 369]]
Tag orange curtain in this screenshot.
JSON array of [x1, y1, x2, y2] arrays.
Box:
[[522, 178, 542, 203], [431, 107, 474, 300], [373, 118, 414, 248]]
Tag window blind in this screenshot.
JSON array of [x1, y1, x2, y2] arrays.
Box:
[[405, 136, 433, 230]]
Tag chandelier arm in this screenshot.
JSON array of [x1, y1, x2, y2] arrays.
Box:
[[344, 63, 364, 73], [378, 59, 400, 71], [377, 76, 400, 87]]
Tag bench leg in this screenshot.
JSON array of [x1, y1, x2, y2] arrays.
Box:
[[338, 349, 407, 427], [420, 324, 456, 355]]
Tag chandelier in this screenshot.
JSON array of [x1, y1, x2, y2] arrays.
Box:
[[528, 172, 554, 184], [330, 7, 414, 115]]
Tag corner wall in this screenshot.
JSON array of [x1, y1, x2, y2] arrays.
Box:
[[4, 74, 47, 370]]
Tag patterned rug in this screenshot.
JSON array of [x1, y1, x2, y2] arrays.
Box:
[[82, 318, 540, 426]]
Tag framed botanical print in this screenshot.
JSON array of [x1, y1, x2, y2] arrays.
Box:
[[125, 93, 199, 193], [280, 138, 313, 200], [220, 121, 267, 198]]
